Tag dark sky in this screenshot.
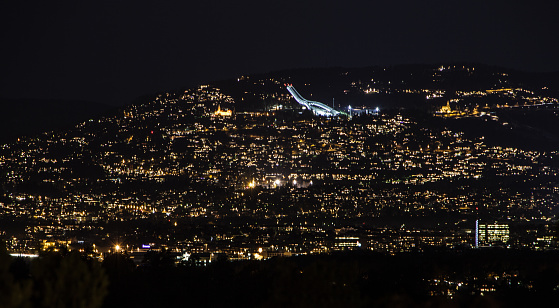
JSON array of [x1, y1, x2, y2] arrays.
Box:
[[1, 0, 558, 106]]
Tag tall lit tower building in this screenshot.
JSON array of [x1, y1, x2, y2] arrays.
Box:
[[477, 221, 510, 246]]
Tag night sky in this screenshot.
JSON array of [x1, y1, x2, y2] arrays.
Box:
[[1, 0, 558, 106]]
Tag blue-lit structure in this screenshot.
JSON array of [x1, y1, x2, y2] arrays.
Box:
[[475, 219, 479, 248], [286, 85, 341, 117]]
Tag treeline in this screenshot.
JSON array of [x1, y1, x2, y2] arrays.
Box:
[[3, 244, 559, 308], [0, 242, 107, 308]]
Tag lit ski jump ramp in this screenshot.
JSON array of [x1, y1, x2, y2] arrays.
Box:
[[286, 84, 341, 117]]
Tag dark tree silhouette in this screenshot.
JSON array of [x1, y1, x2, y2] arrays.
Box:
[[31, 251, 108, 308], [0, 242, 32, 308]]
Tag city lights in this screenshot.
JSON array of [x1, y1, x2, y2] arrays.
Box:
[[1, 65, 558, 304]]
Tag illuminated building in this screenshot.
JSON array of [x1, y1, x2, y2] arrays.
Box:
[[477, 222, 509, 246], [333, 236, 361, 250], [435, 101, 462, 117], [214, 105, 232, 117]]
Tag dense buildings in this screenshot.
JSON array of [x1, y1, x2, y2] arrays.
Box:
[[476, 221, 510, 247], [1, 65, 558, 264], [1, 65, 559, 305]]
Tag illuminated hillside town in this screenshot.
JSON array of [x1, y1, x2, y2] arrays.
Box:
[[2, 65, 559, 303]]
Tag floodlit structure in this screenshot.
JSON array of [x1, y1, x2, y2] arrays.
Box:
[[214, 105, 232, 117], [477, 221, 509, 246], [286, 84, 341, 117]]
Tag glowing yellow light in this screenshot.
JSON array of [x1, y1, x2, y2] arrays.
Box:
[[214, 105, 232, 116], [115, 245, 121, 252]]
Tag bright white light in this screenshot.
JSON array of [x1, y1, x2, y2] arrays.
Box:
[[274, 179, 281, 185], [9, 253, 38, 258], [293, 180, 297, 185]]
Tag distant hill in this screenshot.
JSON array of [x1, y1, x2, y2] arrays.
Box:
[[211, 64, 559, 151], [214, 64, 559, 112], [2, 63, 558, 148], [0, 99, 114, 144]]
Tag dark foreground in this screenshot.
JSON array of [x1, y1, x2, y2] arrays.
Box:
[[3, 244, 559, 308]]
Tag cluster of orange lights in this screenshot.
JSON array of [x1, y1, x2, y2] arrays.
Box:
[[214, 105, 232, 117]]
